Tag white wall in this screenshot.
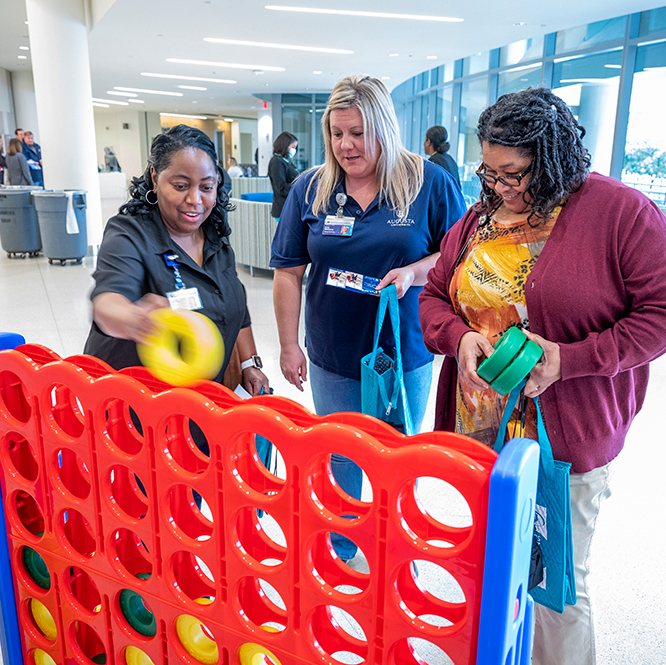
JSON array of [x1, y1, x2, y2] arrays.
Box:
[[0, 68, 16, 139], [257, 108, 273, 177], [10, 69, 39, 142], [94, 108, 146, 181]]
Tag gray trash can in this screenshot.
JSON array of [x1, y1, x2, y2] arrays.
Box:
[[0, 188, 42, 258], [32, 190, 88, 265]]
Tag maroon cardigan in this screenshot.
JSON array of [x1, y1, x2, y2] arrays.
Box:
[[419, 173, 666, 473]]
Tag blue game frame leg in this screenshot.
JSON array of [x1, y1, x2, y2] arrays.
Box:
[[0, 333, 26, 665], [476, 436, 540, 665]]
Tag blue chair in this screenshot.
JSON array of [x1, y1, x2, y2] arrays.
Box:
[[240, 192, 273, 203]]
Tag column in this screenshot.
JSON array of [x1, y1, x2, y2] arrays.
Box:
[[24, 0, 103, 246]]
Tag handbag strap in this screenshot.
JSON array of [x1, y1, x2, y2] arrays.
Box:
[[371, 285, 414, 435], [493, 380, 555, 476]]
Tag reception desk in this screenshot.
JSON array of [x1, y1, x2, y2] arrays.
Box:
[[227, 197, 277, 274]]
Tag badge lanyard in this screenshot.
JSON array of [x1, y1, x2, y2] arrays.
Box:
[[323, 192, 356, 237], [163, 252, 203, 311]]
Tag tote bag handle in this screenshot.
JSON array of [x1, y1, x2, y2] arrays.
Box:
[[369, 285, 414, 435], [493, 379, 555, 477]]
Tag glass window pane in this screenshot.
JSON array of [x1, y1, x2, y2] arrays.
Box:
[[500, 38, 545, 67], [458, 76, 488, 204], [281, 105, 312, 171], [443, 62, 455, 83], [315, 94, 330, 104], [314, 106, 326, 167], [639, 8, 666, 37], [497, 63, 542, 97], [435, 85, 454, 134], [281, 94, 312, 104], [462, 51, 490, 76], [552, 50, 622, 175], [419, 94, 430, 150], [622, 40, 666, 206], [555, 17, 626, 54]]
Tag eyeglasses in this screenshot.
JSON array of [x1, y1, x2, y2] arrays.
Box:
[[476, 162, 532, 188]]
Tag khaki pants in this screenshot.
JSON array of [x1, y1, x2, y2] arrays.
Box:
[[532, 462, 613, 665]]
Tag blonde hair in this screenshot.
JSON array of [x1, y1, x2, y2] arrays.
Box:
[[307, 75, 423, 218]]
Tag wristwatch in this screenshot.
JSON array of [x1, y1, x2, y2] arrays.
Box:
[[240, 355, 263, 371]]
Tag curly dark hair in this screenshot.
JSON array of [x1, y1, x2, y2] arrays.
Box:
[[119, 124, 233, 238], [477, 87, 591, 220]]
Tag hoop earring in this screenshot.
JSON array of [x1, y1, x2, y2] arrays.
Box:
[[145, 189, 158, 205]]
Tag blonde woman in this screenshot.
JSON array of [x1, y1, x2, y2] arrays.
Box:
[[270, 75, 465, 558]]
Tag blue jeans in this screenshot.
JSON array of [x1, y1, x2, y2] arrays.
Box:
[[309, 361, 432, 559]]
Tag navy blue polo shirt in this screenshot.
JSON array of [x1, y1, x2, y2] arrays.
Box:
[[270, 159, 466, 379]]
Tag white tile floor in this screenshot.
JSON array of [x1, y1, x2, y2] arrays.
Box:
[[0, 253, 664, 663]]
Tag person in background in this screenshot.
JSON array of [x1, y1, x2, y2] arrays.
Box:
[[419, 87, 666, 665], [227, 156, 243, 178], [0, 136, 6, 185], [22, 131, 44, 187], [267, 131, 299, 221], [271, 75, 465, 561], [423, 125, 460, 186], [6, 139, 33, 186], [104, 147, 121, 172], [14, 128, 24, 142], [84, 124, 269, 399]]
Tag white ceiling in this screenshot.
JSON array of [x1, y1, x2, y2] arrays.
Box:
[[2, 0, 666, 118]]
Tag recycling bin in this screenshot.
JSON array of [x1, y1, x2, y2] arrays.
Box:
[[0, 187, 42, 258]]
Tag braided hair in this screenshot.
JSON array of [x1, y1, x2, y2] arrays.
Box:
[[119, 124, 233, 238], [477, 87, 591, 220]]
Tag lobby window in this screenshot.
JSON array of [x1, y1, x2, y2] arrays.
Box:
[[555, 17, 626, 54], [458, 76, 488, 203], [497, 63, 543, 97], [622, 40, 666, 205], [552, 50, 623, 175], [282, 105, 312, 172], [639, 7, 666, 37], [435, 85, 454, 138], [463, 51, 490, 76], [500, 38, 545, 67]]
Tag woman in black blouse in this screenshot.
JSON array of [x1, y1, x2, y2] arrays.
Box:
[[84, 124, 269, 395], [268, 131, 299, 220]]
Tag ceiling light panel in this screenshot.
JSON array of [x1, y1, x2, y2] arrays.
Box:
[[203, 37, 353, 54], [107, 90, 138, 97], [179, 85, 208, 90], [159, 113, 207, 120], [142, 72, 235, 84], [92, 97, 129, 106], [264, 5, 463, 22], [115, 87, 183, 96], [166, 58, 285, 72]]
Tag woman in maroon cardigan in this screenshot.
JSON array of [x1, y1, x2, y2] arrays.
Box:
[[419, 88, 666, 665]]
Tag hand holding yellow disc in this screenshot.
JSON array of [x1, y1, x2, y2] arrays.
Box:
[[137, 308, 224, 386]]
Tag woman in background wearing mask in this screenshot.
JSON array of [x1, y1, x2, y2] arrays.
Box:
[[268, 131, 299, 221]]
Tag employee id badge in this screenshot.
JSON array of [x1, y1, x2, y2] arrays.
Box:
[[166, 287, 203, 311], [323, 215, 355, 236]]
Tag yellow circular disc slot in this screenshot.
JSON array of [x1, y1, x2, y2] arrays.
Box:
[[238, 627, 281, 665], [137, 308, 224, 386], [125, 646, 155, 665], [30, 599, 57, 641], [33, 649, 57, 665], [175, 614, 219, 664]]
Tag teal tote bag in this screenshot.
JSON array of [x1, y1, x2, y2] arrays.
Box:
[[360, 285, 414, 436], [494, 381, 576, 614]]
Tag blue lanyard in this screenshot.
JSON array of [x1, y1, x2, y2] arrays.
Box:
[[163, 252, 187, 290]]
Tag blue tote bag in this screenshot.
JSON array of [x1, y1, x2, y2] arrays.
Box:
[[494, 381, 576, 614], [360, 285, 414, 436]]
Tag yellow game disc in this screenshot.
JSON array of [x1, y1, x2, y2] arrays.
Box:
[[30, 599, 57, 641], [125, 646, 155, 665], [137, 309, 224, 386], [33, 649, 57, 665], [238, 626, 282, 665], [175, 614, 219, 664]]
